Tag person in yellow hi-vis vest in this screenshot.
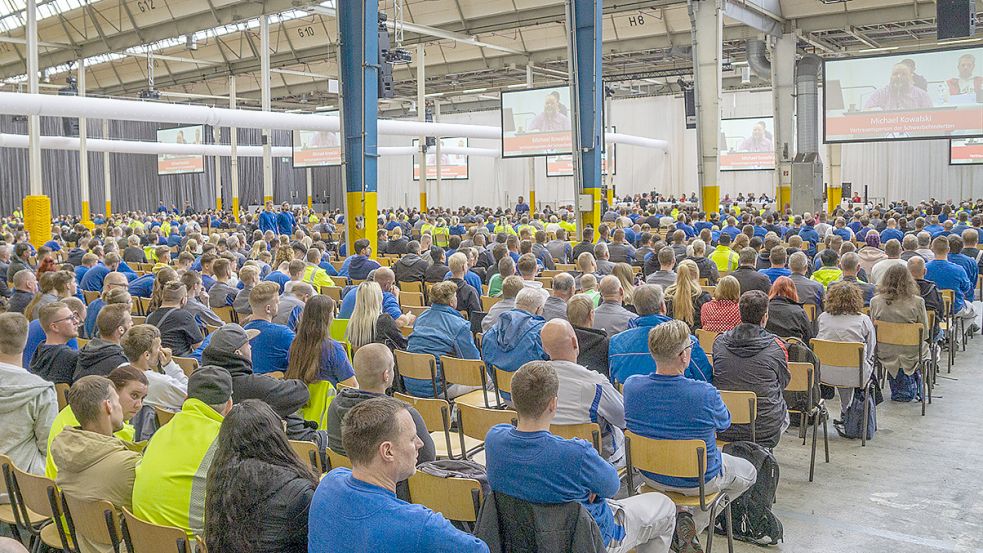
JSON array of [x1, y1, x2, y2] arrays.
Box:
[[494, 216, 517, 236], [432, 218, 451, 249], [420, 217, 436, 239], [559, 213, 577, 234]]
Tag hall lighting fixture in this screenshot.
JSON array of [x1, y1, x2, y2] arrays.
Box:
[[461, 88, 488, 94], [857, 46, 899, 53], [937, 37, 983, 45], [507, 83, 527, 88]]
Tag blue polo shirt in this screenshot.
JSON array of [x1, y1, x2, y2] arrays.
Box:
[[759, 267, 791, 283], [624, 373, 731, 488], [83, 299, 104, 339], [263, 271, 291, 294], [484, 425, 624, 547], [318, 339, 354, 385], [243, 319, 295, 375], [880, 228, 904, 244], [309, 469, 488, 553], [338, 289, 401, 320], [79, 264, 110, 292], [926, 259, 973, 312], [128, 274, 155, 298]]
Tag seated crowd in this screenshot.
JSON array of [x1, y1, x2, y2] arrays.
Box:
[[0, 195, 978, 552]]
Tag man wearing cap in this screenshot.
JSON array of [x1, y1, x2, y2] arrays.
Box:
[[132, 366, 233, 538], [201, 324, 321, 447]]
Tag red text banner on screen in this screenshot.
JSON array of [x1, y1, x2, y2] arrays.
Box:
[[950, 140, 983, 165], [826, 107, 983, 141], [158, 156, 204, 174], [719, 152, 774, 170]]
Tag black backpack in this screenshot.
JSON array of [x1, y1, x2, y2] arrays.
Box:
[[715, 441, 783, 545], [835, 382, 877, 440]]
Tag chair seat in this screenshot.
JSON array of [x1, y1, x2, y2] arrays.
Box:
[[640, 485, 720, 508], [431, 432, 483, 459], [453, 389, 498, 409], [0, 503, 48, 526], [40, 522, 72, 549]]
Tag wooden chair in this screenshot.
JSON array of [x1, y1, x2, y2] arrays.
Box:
[[325, 449, 352, 471], [121, 507, 190, 553], [289, 440, 324, 473], [440, 356, 495, 408], [480, 295, 502, 312], [77, 338, 89, 349], [696, 329, 719, 355], [624, 433, 734, 553], [394, 350, 439, 399], [131, 316, 147, 326], [172, 357, 198, 377], [155, 406, 176, 427], [8, 464, 73, 551], [399, 281, 425, 295], [62, 494, 123, 553], [786, 362, 829, 482], [873, 320, 928, 415], [214, 306, 237, 325], [400, 291, 425, 307], [55, 383, 70, 411], [138, 297, 152, 316], [810, 338, 871, 446], [407, 470, 483, 527], [196, 535, 208, 553], [321, 286, 344, 304], [550, 422, 602, 454], [83, 290, 100, 305], [403, 305, 429, 317], [456, 403, 517, 462], [556, 264, 576, 271], [939, 289, 958, 370], [717, 390, 757, 445], [802, 303, 818, 322], [0, 453, 47, 542], [492, 367, 514, 406], [394, 393, 480, 460]]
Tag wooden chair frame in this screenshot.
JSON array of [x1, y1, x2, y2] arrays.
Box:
[[120, 508, 189, 553], [440, 356, 495, 408], [785, 362, 829, 482], [550, 423, 602, 454], [873, 321, 928, 416], [61, 493, 123, 553], [394, 350, 440, 399], [718, 390, 757, 444], [811, 338, 871, 447], [407, 471, 482, 531], [455, 403, 517, 460]]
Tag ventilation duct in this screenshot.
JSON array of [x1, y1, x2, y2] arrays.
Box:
[[795, 54, 822, 155], [745, 39, 771, 80]]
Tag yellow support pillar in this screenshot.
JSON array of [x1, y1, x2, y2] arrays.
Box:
[[105, 200, 112, 218], [24, 195, 52, 249], [216, 196, 223, 211], [605, 186, 614, 209], [419, 191, 428, 212], [827, 184, 842, 215], [263, 195, 273, 204], [80, 201, 94, 230], [701, 185, 719, 216], [579, 188, 602, 237], [528, 190, 536, 214], [777, 185, 791, 211], [307, 195, 313, 209], [232, 197, 240, 223]]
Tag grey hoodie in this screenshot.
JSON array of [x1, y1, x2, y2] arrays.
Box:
[[0, 361, 57, 474]]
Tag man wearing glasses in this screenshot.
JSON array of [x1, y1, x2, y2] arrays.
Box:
[[624, 319, 758, 548], [83, 272, 129, 340], [29, 302, 82, 385]]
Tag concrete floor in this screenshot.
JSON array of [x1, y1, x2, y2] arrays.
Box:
[[731, 343, 983, 553]]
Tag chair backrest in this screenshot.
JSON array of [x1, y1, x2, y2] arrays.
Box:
[[321, 286, 343, 303], [624, 432, 706, 480], [550, 422, 602, 454], [401, 291, 425, 307], [131, 316, 147, 326], [399, 281, 424, 294], [394, 392, 452, 433], [494, 367, 514, 395], [139, 297, 152, 315], [121, 507, 189, 553], [802, 303, 817, 322], [195, 535, 208, 553], [695, 329, 719, 353], [785, 362, 815, 394], [940, 289, 954, 315], [718, 390, 757, 425], [267, 371, 285, 379], [810, 338, 865, 367], [213, 306, 237, 324], [394, 350, 438, 382], [873, 320, 924, 347], [325, 449, 352, 471], [480, 296, 502, 312], [10, 463, 57, 518], [83, 290, 100, 305], [440, 356, 488, 388], [172, 357, 198, 377], [155, 406, 176, 426], [288, 440, 323, 473], [63, 493, 122, 548], [407, 470, 482, 523], [55, 382, 70, 411], [404, 305, 429, 317], [457, 403, 517, 442]]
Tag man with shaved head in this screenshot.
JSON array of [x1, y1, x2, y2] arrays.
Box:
[[326, 343, 435, 463], [542, 272, 575, 321], [592, 275, 636, 337], [909, 256, 943, 340], [541, 319, 626, 464]]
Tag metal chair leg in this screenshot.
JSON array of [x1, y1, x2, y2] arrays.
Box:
[[725, 501, 735, 553], [810, 410, 819, 482]]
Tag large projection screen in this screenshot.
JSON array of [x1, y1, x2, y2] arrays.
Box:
[[157, 125, 204, 175], [824, 46, 983, 143], [292, 113, 341, 168], [719, 117, 776, 171], [501, 85, 573, 158], [412, 138, 469, 180], [950, 138, 983, 165]]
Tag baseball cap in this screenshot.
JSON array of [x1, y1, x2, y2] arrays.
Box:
[[187, 366, 233, 405], [206, 324, 260, 356]]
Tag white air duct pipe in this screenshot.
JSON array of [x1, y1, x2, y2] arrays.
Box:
[[0, 133, 501, 158], [605, 133, 669, 151]]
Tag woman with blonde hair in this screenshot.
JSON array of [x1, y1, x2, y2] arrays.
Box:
[[665, 260, 711, 330], [869, 264, 928, 402], [184, 238, 200, 256], [699, 275, 741, 332], [611, 263, 637, 307], [272, 241, 294, 269], [146, 266, 179, 313], [249, 239, 268, 260], [345, 281, 407, 351]]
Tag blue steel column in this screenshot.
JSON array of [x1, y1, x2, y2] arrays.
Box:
[[338, 0, 379, 257], [567, 0, 603, 239]]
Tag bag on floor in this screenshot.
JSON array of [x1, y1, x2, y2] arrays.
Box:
[[887, 370, 922, 403], [836, 384, 877, 440], [714, 441, 783, 545]]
